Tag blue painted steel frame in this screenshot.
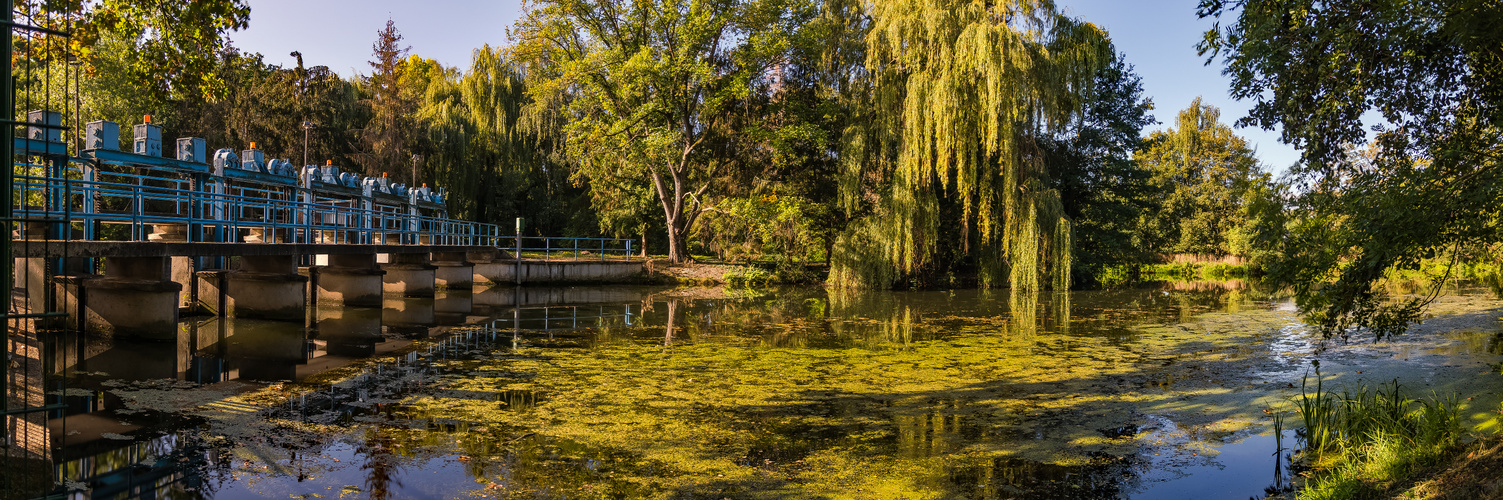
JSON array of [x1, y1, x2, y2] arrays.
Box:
[[9, 145, 636, 259]]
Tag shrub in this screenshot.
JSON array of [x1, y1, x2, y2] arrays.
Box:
[[723, 267, 775, 288]]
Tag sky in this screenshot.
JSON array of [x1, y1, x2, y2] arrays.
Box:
[[230, 0, 1300, 173]]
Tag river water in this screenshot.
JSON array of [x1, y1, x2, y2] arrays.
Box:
[[25, 283, 1503, 499]]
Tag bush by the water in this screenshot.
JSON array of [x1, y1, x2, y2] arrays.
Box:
[[723, 267, 776, 287]]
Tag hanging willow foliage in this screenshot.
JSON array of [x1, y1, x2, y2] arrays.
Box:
[[831, 0, 1106, 290]]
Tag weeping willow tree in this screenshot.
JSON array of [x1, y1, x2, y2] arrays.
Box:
[[829, 0, 1107, 290], [414, 46, 569, 226]]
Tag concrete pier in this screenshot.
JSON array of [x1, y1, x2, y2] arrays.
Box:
[[313, 254, 385, 307], [467, 249, 500, 285], [198, 255, 307, 321], [381, 253, 436, 297], [16, 241, 646, 340], [432, 251, 473, 290], [67, 256, 182, 339], [148, 224, 196, 311]]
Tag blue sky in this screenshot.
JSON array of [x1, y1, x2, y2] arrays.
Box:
[[231, 0, 1299, 173]]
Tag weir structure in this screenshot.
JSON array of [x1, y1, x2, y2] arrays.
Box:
[[0, 8, 648, 494], [7, 112, 645, 340]]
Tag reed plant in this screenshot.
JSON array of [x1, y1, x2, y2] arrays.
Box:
[[1293, 364, 1464, 500]]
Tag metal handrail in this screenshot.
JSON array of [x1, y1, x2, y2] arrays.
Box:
[[10, 162, 632, 254], [511, 235, 635, 261]]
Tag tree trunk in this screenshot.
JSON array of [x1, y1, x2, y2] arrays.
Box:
[[665, 224, 691, 263], [824, 236, 834, 267], [651, 165, 698, 264], [663, 298, 679, 346]]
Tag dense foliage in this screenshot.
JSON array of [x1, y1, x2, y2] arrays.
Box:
[[1045, 52, 1159, 286], [1135, 98, 1268, 258], [14, 0, 1314, 289], [1199, 0, 1503, 338], [830, 0, 1106, 290]]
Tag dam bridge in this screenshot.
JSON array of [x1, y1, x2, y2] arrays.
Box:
[[8, 112, 645, 340]]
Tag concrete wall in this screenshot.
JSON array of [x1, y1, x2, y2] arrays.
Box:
[[475, 260, 644, 285]]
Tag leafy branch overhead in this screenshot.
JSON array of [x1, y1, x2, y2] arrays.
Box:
[[20, 0, 250, 101], [1200, 0, 1503, 339]]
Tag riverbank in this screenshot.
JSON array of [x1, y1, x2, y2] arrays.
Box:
[[1394, 432, 1503, 499], [648, 259, 826, 286], [1257, 290, 1503, 500]]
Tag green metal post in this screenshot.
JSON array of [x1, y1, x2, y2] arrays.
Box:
[[1, 0, 13, 472], [2, 1, 13, 303]]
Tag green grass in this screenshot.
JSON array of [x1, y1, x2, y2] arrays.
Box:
[[1295, 364, 1464, 500], [1138, 262, 1251, 281]]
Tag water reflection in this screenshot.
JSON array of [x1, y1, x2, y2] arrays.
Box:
[[26, 281, 1471, 500], [27, 286, 654, 499]]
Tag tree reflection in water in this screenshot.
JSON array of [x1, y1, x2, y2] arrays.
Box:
[[358, 427, 404, 500]]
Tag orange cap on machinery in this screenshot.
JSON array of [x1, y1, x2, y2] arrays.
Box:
[[250, 142, 257, 149], [382, 172, 388, 177], [326, 160, 333, 165], [143, 114, 151, 124]]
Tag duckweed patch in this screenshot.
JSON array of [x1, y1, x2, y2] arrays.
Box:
[[400, 293, 1344, 497], [55, 287, 1503, 499]]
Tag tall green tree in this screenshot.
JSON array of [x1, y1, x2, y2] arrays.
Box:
[[1199, 0, 1503, 339], [693, 0, 847, 266], [829, 0, 1108, 290], [1045, 50, 1158, 285], [1135, 98, 1265, 258], [14, 0, 250, 136], [513, 0, 804, 263]]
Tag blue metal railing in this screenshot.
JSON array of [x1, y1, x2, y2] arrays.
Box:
[[10, 159, 634, 257], [512, 235, 635, 261]]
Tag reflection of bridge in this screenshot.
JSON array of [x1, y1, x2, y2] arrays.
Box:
[[492, 304, 638, 332], [36, 285, 653, 496]]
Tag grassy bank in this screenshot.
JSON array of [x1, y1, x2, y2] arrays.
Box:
[[1287, 363, 1497, 499], [1141, 262, 1254, 280]]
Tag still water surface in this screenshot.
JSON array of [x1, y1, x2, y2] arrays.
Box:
[[34, 283, 1503, 499]]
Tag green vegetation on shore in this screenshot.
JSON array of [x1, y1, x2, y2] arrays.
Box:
[[1292, 365, 1466, 499]]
